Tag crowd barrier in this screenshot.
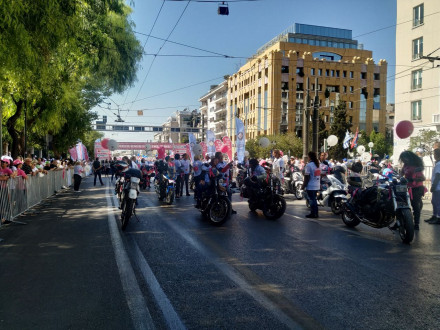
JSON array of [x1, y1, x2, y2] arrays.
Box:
[[0, 169, 74, 226]]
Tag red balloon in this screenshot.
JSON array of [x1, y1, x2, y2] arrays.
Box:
[[221, 145, 229, 153], [101, 138, 109, 149], [395, 120, 414, 139]]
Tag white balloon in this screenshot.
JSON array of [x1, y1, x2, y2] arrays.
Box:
[[192, 144, 203, 156], [244, 150, 249, 157], [259, 137, 270, 148], [107, 139, 119, 151], [356, 145, 366, 154], [327, 135, 338, 147], [145, 144, 152, 152], [368, 142, 374, 148], [361, 152, 371, 162]]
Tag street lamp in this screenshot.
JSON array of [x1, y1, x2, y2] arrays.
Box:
[[368, 142, 374, 154]]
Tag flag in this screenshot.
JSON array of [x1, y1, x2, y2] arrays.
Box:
[[235, 118, 245, 163], [188, 133, 196, 162], [206, 130, 216, 156], [343, 130, 351, 149], [350, 127, 359, 149]]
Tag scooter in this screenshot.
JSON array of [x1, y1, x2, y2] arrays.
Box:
[[304, 166, 347, 215], [283, 166, 304, 200]]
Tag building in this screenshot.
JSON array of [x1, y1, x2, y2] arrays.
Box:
[[385, 103, 395, 140], [199, 80, 228, 140], [393, 0, 440, 161], [227, 23, 387, 146], [154, 109, 200, 143]]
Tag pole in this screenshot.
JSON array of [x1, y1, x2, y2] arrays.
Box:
[[302, 77, 310, 161], [0, 98, 2, 156], [312, 77, 319, 155]]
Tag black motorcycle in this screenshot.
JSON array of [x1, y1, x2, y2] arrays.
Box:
[[341, 173, 414, 244], [236, 163, 249, 188], [155, 173, 175, 205], [197, 172, 232, 226], [241, 170, 286, 220]]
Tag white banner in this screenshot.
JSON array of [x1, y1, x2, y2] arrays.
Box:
[[206, 130, 216, 157], [235, 118, 245, 163]]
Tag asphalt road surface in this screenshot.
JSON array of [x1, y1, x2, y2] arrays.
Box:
[[0, 175, 439, 329]]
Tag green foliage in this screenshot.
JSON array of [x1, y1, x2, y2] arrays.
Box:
[[409, 129, 440, 156], [369, 130, 392, 158], [245, 133, 302, 159], [0, 0, 142, 157], [327, 101, 352, 161], [318, 113, 328, 150]]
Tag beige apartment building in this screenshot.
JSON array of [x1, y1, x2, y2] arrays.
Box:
[[394, 0, 440, 162], [227, 23, 387, 147], [199, 81, 228, 140]]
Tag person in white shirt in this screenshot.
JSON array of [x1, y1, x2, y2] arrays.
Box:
[[272, 149, 285, 182], [181, 153, 191, 196], [301, 151, 321, 218]]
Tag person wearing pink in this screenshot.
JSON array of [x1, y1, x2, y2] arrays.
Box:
[[13, 160, 28, 179], [0, 159, 14, 177]]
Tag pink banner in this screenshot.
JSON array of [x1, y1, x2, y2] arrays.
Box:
[[199, 142, 207, 157], [214, 139, 223, 152], [222, 136, 232, 161], [69, 147, 78, 161]]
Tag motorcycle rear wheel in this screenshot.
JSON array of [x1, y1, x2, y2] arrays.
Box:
[[398, 208, 414, 244], [263, 195, 286, 220], [209, 197, 231, 226], [341, 206, 360, 227], [166, 190, 174, 205], [121, 199, 134, 230]]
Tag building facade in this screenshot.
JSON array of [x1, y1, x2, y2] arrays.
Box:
[[394, 0, 440, 161], [199, 81, 228, 140], [386, 103, 395, 140], [227, 23, 387, 146], [154, 109, 200, 143]]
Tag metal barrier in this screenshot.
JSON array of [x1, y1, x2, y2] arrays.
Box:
[[0, 169, 74, 226]]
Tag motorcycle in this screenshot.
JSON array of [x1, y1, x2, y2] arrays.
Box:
[[241, 170, 286, 220], [283, 166, 304, 200], [236, 163, 250, 188], [140, 165, 155, 189], [197, 172, 232, 226], [304, 166, 348, 215], [115, 174, 140, 230], [155, 173, 176, 205], [341, 173, 414, 244]]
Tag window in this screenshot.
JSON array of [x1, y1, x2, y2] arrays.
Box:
[[413, 4, 424, 27], [361, 72, 367, 79], [311, 68, 315, 75], [281, 91, 288, 99], [318, 69, 322, 76], [336, 70, 340, 78], [374, 73, 380, 80], [325, 69, 330, 77], [343, 86, 347, 93], [331, 70, 335, 77], [349, 102, 353, 109], [413, 37, 423, 60], [411, 100, 422, 120], [343, 71, 347, 78], [350, 71, 354, 79], [349, 86, 354, 93], [411, 69, 422, 90], [281, 82, 289, 90]]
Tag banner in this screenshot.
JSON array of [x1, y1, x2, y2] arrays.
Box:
[[188, 133, 196, 162], [343, 130, 351, 149], [199, 142, 207, 158], [222, 136, 232, 161], [235, 118, 245, 163], [214, 139, 223, 153], [206, 130, 216, 157], [350, 127, 359, 149]]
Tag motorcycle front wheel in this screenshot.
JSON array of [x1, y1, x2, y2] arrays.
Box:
[[341, 205, 360, 227], [263, 195, 286, 220], [166, 189, 174, 205], [209, 196, 231, 226], [331, 199, 343, 215], [295, 186, 303, 200], [121, 199, 134, 230], [398, 208, 414, 244]]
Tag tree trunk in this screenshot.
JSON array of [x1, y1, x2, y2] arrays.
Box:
[[7, 97, 24, 159]]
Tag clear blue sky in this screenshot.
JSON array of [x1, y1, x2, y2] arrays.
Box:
[[97, 0, 397, 141]]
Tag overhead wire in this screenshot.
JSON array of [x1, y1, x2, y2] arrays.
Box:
[[125, 0, 192, 120]]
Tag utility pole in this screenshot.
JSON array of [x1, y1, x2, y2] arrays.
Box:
[[302, 77, 310, 161], [312, 77, 319, 155]]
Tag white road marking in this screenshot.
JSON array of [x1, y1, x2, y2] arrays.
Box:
[[105, 185, 155, 330]]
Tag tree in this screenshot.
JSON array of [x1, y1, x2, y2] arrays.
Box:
[[409, 129, 440, 164], [369, 130, 392, 158], [0, 0, 142, 157], [327, 101, 352, 161], [245, 133, 302, 159]]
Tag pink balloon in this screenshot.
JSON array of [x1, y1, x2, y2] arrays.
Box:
[[101, 138, 109, 149], [395, 120, 414, 139], [221, 145, 229, 153]]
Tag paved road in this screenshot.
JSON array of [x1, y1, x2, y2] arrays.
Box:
[[0, 175, 439, 329]]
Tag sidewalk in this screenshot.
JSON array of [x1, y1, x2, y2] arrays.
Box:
[[0, 176, 134, 329]]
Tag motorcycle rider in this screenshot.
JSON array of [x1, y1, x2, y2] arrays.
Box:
[[215, 152, 237, 214], [244, 158, 267, 199], [302, 151, 321, 218], [154, 157, 169, 201]]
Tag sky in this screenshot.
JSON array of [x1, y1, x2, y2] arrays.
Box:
[[96, 0, 397, 142]]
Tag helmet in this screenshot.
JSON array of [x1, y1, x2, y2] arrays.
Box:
[[114, 161, 129, 171], [249, 158, 259, 168]]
